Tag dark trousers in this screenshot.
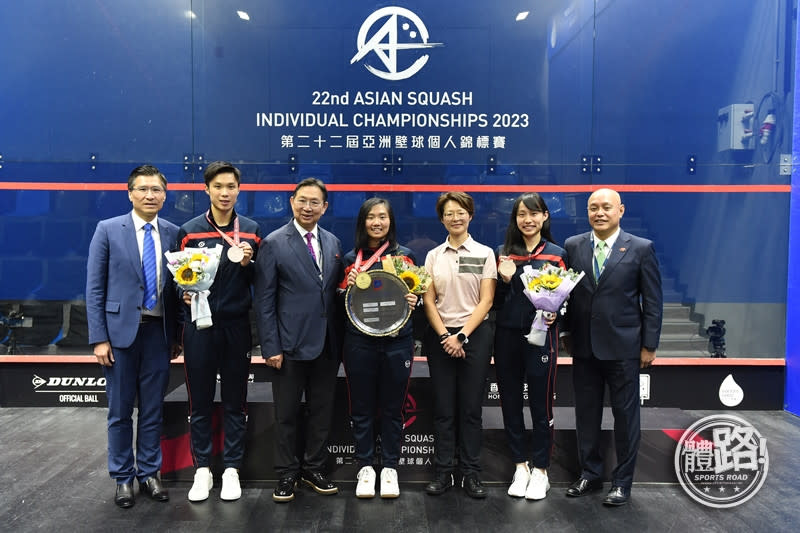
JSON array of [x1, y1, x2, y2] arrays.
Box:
[[343, 331, 413, 469], [183, 319, 251, 469], [272, 347, 339, 478], [104, 320, 170, 484], [494, 326, 557, 468], [424, 321, 492, 476], [572, 355, 641, 488]]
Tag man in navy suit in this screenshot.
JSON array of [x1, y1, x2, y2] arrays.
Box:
[[563, 188, 662, 506], [86, 165, 180, 508], [254, 177, 344, 503]]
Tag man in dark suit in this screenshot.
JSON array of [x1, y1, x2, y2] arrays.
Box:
[[86, 165, 180, 508], [254, 177, 344, 503], [563, 188, 662, 506]]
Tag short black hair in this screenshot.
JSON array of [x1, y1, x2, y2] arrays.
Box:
[[203, 161, 241, 186], [127, 165, 167, 190], [292, 177, 328, 202]]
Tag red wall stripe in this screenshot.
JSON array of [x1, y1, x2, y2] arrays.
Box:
[[0, 182, 792, 193]]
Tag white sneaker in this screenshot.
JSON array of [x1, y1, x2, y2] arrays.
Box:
[[220, 468, 242, 501], [380, 467, 400, 499], [356, 466, 376, 498], [188, 467, 213, 502], [507, 463, 530, 497], [525, 468, 550, 500]]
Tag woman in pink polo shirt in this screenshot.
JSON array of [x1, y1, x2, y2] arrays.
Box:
[[422, 191, 497, 499]]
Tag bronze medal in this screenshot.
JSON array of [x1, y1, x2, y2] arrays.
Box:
[[227, 245, 245, 263], [498, 259, 516, 278]]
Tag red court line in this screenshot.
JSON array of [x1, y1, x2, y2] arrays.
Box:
[[551, 356, 785, 366], [0, 355, 787, 365], [0, 182, 791, 193]]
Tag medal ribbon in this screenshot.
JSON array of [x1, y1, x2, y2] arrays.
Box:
[[354, 241, 391, 272], [503, 241, 547, 263], [205, 210, 240, 249]]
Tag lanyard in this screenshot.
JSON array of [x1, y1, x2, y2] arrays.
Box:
[[205, 210, 240, 247]]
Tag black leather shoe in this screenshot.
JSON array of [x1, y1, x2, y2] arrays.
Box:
[[139, 476, 170, 502], [602, 486, 630, 506], [115, 483, 135, 508], [273, 476, 297, 502], [301, 470, 338, 495], [565, 477, 603, 497], [424, 472, 454, 495], [462, 474, 487, 499]]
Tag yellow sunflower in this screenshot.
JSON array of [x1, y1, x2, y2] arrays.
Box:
[[527, 278, 542, 290], [175, 264, 198, 285], [399, 270, 420, 292], [190, 253, 208, 263], [539, 273, 562, 290]]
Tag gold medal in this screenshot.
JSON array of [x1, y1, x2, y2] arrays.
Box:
[[355, 271, 372, 289], [498, 259, 516, 278]]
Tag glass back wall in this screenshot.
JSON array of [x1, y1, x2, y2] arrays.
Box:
[[0, 0, 793, 356]]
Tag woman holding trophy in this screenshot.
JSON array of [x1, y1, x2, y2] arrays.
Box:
[[340, 197, 421, 499], [422, 192, 497, 499], [493, 192, 567, 501]]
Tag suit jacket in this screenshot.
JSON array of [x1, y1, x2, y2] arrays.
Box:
[[564, 230, 663, 360], [86, 213, 180, 349], [254, 220, 343, 361]]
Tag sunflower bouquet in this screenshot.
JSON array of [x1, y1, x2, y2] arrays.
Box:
[[389, 255, 432, 294], [164, 244, 223, 329], [519, 263, 585, 345]]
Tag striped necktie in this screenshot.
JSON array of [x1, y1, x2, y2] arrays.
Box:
[[142, 223, 158, 310]]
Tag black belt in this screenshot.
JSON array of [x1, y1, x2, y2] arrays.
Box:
[[140, 315, 162, 323]]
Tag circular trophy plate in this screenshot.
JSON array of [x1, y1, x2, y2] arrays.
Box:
[[227, 245, 245, 263], [345, 270, 411, 336]]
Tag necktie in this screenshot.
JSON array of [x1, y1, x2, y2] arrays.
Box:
[[142, 223, 158, 310], [305, 232, 318, 265], [594, 240, 607, 280]]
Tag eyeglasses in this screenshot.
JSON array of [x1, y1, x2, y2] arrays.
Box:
[[131, 186, 166, 196], [294, 198, 323, 208], [443, 210, 469, 220]]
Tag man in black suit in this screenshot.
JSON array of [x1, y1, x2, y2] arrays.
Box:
[[254, 178, 344, 503], [563, 188, 662, 506]]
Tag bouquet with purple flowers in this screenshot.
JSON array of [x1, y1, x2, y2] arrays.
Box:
[[519, 263, 585, 346]]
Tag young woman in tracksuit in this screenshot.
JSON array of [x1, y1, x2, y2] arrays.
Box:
[[339, 197, 419, 499], [493, 192, 566, 501], [176, 161, 261, 502]]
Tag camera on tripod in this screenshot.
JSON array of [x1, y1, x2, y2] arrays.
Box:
[[706, 319, 726, 358], [1, 310, 34, 355]]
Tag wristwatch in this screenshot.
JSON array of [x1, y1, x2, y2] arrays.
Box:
[[456, 331, 469, 344]]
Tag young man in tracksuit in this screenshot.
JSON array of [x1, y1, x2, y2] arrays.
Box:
[[176, 161, 261, 502]]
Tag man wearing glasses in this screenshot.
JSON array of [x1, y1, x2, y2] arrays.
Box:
[[86, 165, 181, 508], [254, 177, 344, 502]]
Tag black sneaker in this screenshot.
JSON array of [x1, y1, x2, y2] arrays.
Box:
[[425, 472, 454, 495], [300, 470, 338, 495], [273, 476, 297, 502]]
